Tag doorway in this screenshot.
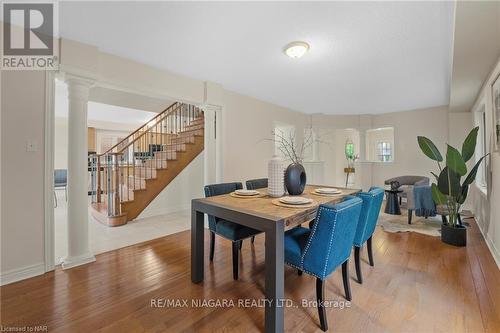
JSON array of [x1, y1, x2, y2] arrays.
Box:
[[50, 80, 220, 266]]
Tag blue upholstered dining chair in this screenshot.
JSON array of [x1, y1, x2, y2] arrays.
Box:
[[353, 187, 384, 284], [204, 182, 262, 280], [284, 196, 363, 331], [245, 178, 268, 243]]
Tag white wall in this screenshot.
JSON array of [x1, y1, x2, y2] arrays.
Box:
[[1, 71, 47, 284], [370, 106, 449, 187], [139, 152, 204, 218], [215, 88, 310, 182], [469, 58, 500, 268]]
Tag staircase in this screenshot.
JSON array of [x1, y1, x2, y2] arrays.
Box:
[[89, 102, 204, 226]]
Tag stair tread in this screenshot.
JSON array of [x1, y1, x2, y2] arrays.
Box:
[[92, 107, 204, 223]]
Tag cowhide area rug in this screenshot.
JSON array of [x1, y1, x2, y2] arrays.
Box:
[[378, 208, 442, 237]]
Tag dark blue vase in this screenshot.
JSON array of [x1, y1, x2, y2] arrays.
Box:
[[284, 163, 306, 195]]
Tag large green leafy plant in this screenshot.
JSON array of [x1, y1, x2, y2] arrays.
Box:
[[417, 127, 488, 227]]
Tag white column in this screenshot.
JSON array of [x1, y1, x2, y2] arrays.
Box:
[[62, 75, 96, 269]]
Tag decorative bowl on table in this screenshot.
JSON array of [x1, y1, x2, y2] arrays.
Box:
[[314, 187, 342, 195], [234, 189, 260, 196], [278, 196, 313, 205]]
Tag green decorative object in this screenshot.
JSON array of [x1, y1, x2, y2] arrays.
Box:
[[417, 127, 488, 228], [345, 141, 354, 161], [344, 140, 358, 187]]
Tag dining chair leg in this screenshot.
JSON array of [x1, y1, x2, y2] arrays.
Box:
[[297, 269, 302, 276], [342, 260, 352, 301], [316, 278, 328, 331], [251, 236, 255, 243], [209, 232, 215, 262], [232, 242, 239, 280], [354, 246, 362, 284], [408, 209, 413, 224], [367, 236, 374, 267]]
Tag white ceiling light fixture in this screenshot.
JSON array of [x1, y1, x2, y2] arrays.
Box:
[[284, 41, 310, 59]]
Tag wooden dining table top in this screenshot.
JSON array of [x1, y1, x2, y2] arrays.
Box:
[[194, 185, 360, 229]]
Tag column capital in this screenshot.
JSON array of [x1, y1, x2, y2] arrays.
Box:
[[65, 73, 95, 101]]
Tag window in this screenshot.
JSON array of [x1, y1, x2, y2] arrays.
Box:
[[365, 127, 394, 162], [377, 142, 392, 162], [474, 107, 488, 190]]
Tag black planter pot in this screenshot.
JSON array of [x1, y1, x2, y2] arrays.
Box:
[[284, 163, 306, 195], [441, 224, 467, 247]]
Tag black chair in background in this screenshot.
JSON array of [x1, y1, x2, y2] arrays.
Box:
[[54, 169, 67, 208], [245, 178, 268, 191], [204, 182, 262, 280]]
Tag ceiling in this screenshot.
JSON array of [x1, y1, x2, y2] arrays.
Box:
[[59, 1, 455, 115]]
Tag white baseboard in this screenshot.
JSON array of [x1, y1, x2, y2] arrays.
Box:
[[475, 216, 500, 270], [137, 204, 190, 220], [61, 253, 96, 270], [0, 262, 45, 286]]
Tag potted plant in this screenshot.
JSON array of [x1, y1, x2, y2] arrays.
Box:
[[417, 127, 488, 246]]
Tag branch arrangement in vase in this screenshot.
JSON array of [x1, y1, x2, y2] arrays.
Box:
[[271, 128, 315, 164], [417, 126, 488, 228]]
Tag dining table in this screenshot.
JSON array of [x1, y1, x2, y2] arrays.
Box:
[[191, 184, 360, 332]]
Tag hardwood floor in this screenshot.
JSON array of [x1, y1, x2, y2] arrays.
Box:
[[1, 216, 499, 332]]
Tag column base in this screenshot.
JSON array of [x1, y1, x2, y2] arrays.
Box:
[[61, 253, 96, 270]]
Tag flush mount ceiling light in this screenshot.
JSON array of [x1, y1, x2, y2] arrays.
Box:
[[284, 41, 310, 59]]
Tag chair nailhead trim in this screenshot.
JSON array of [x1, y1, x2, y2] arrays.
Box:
[[322, 212, 338, 279], [285, 261, 322, 280], [300, 200, 361, 279]]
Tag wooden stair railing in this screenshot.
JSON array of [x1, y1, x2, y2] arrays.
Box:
[[89, 102, 204, 226]]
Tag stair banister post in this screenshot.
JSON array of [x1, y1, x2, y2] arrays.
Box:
[[113, 153, 121, 216], [106, 154, 113, 216], [96, 156, 102, 203], [89, 153, 97, 203]]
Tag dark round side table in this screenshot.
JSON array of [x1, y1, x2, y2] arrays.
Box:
[[384, 189, 403, 215]]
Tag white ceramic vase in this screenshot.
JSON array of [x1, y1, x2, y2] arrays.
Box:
[[268, 155, 284, 197]]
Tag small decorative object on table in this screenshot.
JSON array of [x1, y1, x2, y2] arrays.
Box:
[[268, 155, 284, 197], [417, 126, 488, 247], [284, 163, 306, 195]]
